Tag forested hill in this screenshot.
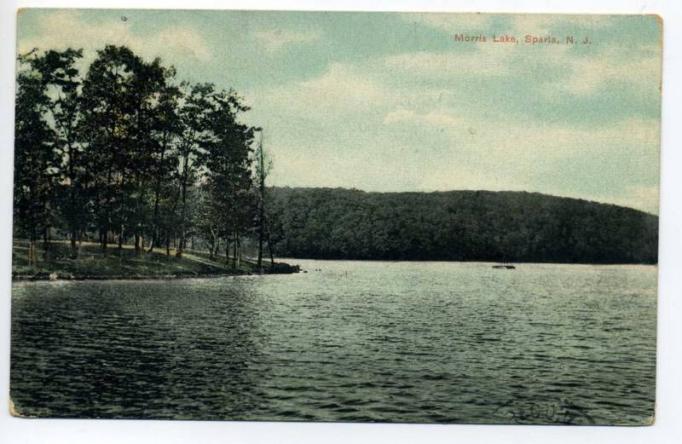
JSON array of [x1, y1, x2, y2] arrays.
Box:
[[267, 188, 659, 264]]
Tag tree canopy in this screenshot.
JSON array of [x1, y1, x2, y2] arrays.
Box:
[[267, 188, 658, 264]]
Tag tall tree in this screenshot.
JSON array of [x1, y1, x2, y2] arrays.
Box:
[[79, 45, 142, 252], [14, 50, 59, 263], [202, 88, 257, 267], [147, 76, 182, 252], [32, 49, 86, 258], [127, 57, 171, 254], [253, 129, 274, 270], [173, 82, 216, 257]]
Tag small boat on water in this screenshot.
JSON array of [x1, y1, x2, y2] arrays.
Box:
[[492, 265, 516, 269]]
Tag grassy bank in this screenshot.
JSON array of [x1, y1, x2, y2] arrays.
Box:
[[12, 241, 299, 281]]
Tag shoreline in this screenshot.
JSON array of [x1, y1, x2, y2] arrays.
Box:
[[12, 258, 655, 283], [12, 264, 301, 282], [12, 241, 301, 282]]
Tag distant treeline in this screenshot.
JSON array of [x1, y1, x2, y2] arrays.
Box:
[[267, 188, 659, 264], [15, 45, 270, 267]]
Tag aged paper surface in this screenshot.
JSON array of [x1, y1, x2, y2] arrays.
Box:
[[11, 10, 661, 425]]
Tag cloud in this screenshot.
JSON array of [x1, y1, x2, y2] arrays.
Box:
[[509, 14, 614, 37], [544, 48, 662, 97], [400, 12, 494, 33], [253, 29, 320, 52], [384, 46, 513, 77], [18, 10, 212, 63], [401, 13, 614, 39], [246, 62, 391, 118], [152, 28, 212, 61], [383, 109, 462, 128]]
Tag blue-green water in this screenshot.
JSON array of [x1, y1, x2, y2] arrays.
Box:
[[10, 261, 657, 424]]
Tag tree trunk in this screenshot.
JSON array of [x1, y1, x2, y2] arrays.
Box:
[[28, 237, 36, 267], [256, 135, 268, 271], [102, 224, 109, 253], [42, 227, 49, 262], [65, 141, 79, 260], [209, 237, 215, 260], [70, 229, 78, 259], [148, 145, 166, 253], [232, 233, 239, 269], [238, 237, 241, 268], [176, 153, 190, 258], [266, 221, 275, 271], [118, 225, 124, 252], [257, 210, 264, 270], [147, 231, 156, 253]]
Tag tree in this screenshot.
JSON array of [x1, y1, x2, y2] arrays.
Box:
[[14, 49, 59, 264], [146, 77, 182, 253], [253, 129, 275, 270], [173, 82, 216, 257], [126, 57, 172, 254], [31, 49, 86, 258], [201, 88, 257, 267], [80, 45, 143, 252]]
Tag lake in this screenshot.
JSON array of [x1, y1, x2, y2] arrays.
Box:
[[10, 260, 657, 424]]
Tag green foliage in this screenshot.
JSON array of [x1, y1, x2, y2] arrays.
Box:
[[268, 188, 659, 264], [14, 50, 60, 245]]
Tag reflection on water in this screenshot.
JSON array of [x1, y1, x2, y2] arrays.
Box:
[[11, 261, 657, 424]]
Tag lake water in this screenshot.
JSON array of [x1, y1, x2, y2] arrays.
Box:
[[11, 260, 657, 424]]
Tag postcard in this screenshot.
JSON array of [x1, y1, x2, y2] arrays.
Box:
[[11, 9, 661, 425]]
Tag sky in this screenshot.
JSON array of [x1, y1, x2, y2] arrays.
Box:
[[16, 9, 662, 213]]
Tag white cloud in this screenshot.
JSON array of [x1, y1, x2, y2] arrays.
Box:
[[401, 13, 614, 39], [246, 62, 391, 119], [152, 28, 212, 61], [400, 12, 494, 33], [253, 29, 320, 52], [18, 10, 212, 63], [384, 37, 659, 102], [546, 48, 662, 97], [509, 15, 614, 37], [384, 46, 513, 77], [384, 108, 462, 128]]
